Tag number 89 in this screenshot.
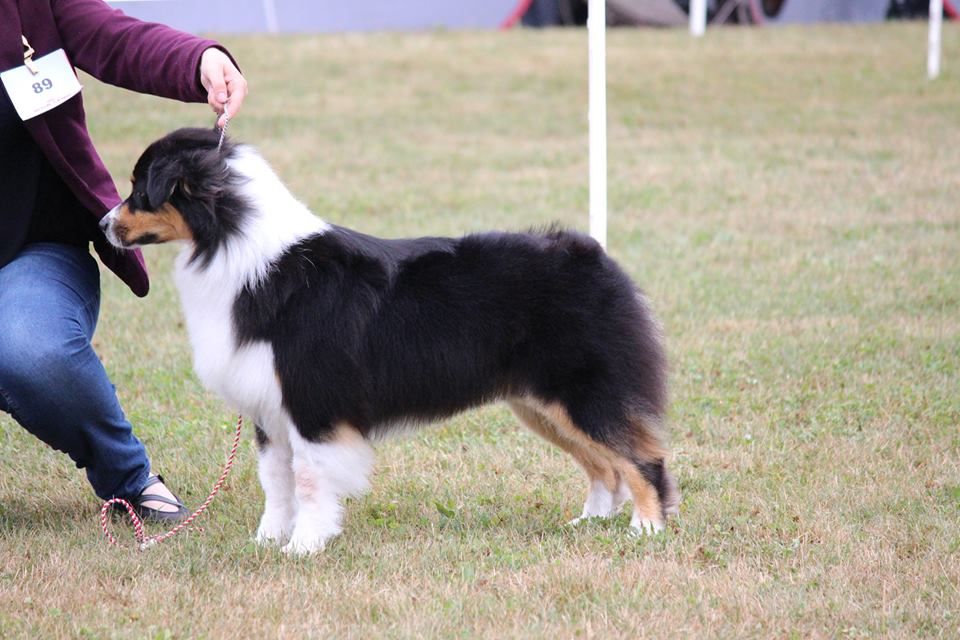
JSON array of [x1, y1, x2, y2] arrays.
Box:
[[32, 78, 53, 93]]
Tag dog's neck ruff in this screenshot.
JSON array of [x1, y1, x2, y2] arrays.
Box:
[[176, 145, 329, 292], [172, 145, 327, 422]]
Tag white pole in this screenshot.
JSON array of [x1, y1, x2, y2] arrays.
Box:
[[263, 0, 279, 33], [929, 0, 943, 79], [690, 0, 707, 37], [588, 0, 607, 250]]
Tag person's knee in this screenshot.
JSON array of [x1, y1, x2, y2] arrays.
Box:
[[0, 313, 43, 377], [0, 314, 89, 404]]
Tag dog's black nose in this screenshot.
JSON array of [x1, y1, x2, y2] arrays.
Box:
[[99, 216, 110, 232]]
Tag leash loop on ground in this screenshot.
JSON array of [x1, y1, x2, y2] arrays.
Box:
[[100, 415, 244, 551]]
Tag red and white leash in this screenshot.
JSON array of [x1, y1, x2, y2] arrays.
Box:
[[100, 415, 244, 551], [102, 107, 238, 551]]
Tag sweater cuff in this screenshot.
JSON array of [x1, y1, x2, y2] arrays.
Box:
[[192, 42, 242, 102]]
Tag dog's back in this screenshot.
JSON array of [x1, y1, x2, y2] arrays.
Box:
[[235, 226, 663, 430]]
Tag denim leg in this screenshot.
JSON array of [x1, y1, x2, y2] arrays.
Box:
[[0, 243, 151, 500]]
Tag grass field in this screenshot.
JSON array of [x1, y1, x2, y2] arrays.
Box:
[[1, 21, 959, 639]]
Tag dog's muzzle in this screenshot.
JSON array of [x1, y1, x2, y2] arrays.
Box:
[[99, 206, 121, 247]]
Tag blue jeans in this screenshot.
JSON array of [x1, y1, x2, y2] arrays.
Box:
[[0, 243, 150, 500]]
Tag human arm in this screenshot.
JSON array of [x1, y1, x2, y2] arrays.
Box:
[[50, 0, 243, 112]]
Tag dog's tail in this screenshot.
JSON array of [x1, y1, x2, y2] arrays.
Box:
[[625, 412, 681, 520], [653, 463, 681, 517], [632, 458, 681, 519]]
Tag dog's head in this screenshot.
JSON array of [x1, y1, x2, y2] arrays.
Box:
[[100, 127, 246, 266]]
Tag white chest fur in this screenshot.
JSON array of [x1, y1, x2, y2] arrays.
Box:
[[174, 254, 283, 424]]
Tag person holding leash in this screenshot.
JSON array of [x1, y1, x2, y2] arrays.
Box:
[[0, 0, 248, 522]]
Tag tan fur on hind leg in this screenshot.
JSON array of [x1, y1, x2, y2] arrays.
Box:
[[508, 399, 666, 533], [613, 459, 664, 535], [509, 401, 617, 487], [625, 412, 680, 525], [508, 400, 624, 521], [533, 400, 665, 534]]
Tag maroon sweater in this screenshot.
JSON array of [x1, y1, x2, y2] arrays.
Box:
[[0, 0, 233, 296]]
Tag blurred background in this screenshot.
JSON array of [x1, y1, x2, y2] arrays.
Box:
[[107, 0, 957, 33]]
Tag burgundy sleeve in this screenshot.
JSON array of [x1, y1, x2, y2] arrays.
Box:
[[49, 0, 236, 103]]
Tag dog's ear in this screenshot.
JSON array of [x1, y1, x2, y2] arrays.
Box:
[[180, 148, 226, 202], [145, 157, 182, 210], [148, 148, 224, 208]]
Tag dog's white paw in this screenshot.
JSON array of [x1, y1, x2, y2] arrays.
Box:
[[281, 531, 337, 555], [628, 513, 665, 536], [255, 513, 294, 547], [567, 479, 622, 525], [280, 519, 341, 555], [567, 508, 615, 526]]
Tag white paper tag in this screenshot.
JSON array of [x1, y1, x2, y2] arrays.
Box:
[[0, 49, 82, 120]]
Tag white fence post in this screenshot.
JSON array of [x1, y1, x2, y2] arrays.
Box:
[[929, 0, 944, 79], [263, 0, 279, 33], [588, 0, 607, 249], [690, 0, 707, 37]]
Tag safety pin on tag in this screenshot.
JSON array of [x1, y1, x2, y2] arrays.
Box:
[[22, 35, 38, 75]]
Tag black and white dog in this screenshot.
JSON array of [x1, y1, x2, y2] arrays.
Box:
[[101, 128, 679, 554]]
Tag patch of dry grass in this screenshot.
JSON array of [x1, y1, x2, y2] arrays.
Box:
[[1, 22, 959, 639]]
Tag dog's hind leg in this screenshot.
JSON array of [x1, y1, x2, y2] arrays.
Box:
[[282, 423, 374, 555], [516, 400, 677, 535], [508, 399, 627, 522], [613, 458, 666, 535], [254, 421, 297, 546], [614, 412, 681, 535]]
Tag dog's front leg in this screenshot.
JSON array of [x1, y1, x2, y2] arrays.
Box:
[[254, 422, 297, 546], [282, 424, 374, 555]]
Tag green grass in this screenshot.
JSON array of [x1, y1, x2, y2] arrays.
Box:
[[2, 22, 959, 638]]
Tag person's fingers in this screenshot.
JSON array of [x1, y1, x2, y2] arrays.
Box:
[[221, 74, 248, 123], [200, 48, 249, 126], [217, 74, 247, 127], [208, 79, 227, 115], [200, 51, 223, 101]]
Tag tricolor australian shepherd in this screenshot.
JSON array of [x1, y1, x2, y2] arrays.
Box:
[[101, 128, 680, 554]]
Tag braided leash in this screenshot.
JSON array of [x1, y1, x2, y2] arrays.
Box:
[[100, 415, 244, 551], [101, 103, 236, 551], [100, 102, 238, 551]]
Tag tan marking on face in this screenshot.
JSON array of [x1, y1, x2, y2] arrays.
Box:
[[113, 202, 193, 246]]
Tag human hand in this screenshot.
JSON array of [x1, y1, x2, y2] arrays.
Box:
[[199, 47, 248, 128]]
